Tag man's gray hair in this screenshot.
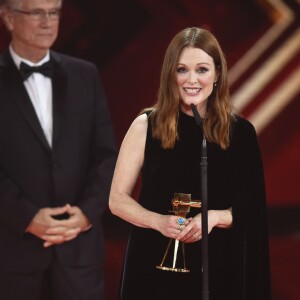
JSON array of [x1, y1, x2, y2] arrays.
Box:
[[0, 0, 63, 8]]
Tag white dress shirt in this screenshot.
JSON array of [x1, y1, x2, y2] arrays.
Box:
[[10, 46, 53, 147]]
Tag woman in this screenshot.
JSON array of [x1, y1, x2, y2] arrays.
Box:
[[109, 27, 271, 300]]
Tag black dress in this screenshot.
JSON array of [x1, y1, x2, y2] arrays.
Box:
[[119, 111, 271, 300]]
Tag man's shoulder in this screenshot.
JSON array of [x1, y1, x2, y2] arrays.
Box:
[[0, 49, 12, 68], [50, 51, 97, 71]]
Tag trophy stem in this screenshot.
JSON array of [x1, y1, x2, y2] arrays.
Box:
[[159, 238, 172, 267], [172, 239, 179, 268], [182, 242, 186, 269]]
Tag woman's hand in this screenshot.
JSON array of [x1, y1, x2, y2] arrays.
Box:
[[154, 215, 190, 240], [176, 208, 233, 243]]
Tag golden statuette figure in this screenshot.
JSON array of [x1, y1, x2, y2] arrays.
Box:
[[156, 193, 201, 273]]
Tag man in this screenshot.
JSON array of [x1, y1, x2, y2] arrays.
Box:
[[0, 0, 117, 299]]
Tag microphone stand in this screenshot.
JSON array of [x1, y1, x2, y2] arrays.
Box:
[[191, 104, 209, 300]]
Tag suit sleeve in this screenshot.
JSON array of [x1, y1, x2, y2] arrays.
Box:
[[232, 120, 271, 299], [76, 65, 117, 225], [0, 172, 39, 235]]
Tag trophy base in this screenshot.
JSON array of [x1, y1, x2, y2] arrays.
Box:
[[156, 265, 190, 273]]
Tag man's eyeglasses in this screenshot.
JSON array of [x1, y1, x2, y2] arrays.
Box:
[[13, 8, 61, 20]]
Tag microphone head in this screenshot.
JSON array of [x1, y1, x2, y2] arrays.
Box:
[[190, 104, 202, 126]]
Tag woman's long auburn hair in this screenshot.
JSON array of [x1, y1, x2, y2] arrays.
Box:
[[143, 27, 234, 150]]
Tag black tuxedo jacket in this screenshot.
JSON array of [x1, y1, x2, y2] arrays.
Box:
[[0, 50, 117, 272]]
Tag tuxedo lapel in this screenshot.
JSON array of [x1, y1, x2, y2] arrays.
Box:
[[1, 51, 51, 151], [51, 52, 68, 149]]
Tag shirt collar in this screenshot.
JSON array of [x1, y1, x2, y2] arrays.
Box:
[[9, 45, 50, 70]]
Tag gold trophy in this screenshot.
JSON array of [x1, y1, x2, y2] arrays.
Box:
[[156, 193, 201, 273]]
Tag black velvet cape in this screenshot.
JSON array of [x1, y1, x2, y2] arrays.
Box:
[[119, 111, 271, 300]]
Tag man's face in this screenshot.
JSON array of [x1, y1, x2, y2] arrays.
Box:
[[4, 0, 61, 60]]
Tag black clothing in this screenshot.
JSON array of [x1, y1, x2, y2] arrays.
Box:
[[120, 111, 271, 300], [0, 50, 117, 299], [19, 60, 53, 80]]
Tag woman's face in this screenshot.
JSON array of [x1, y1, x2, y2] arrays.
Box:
[[176, 46, 218, 117]]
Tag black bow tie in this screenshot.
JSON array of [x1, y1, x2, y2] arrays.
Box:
[[19, 60, 53, 81]]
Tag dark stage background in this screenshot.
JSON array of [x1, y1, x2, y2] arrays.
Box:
[[1, 0, 299, 299]]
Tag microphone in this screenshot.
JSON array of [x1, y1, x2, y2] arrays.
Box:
[[190, 103, 209, 300], [190, 104, 206, 156], [190, 104, 202, 127]]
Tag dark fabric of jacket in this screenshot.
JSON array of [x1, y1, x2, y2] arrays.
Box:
[[0, 50, 117, 272]]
